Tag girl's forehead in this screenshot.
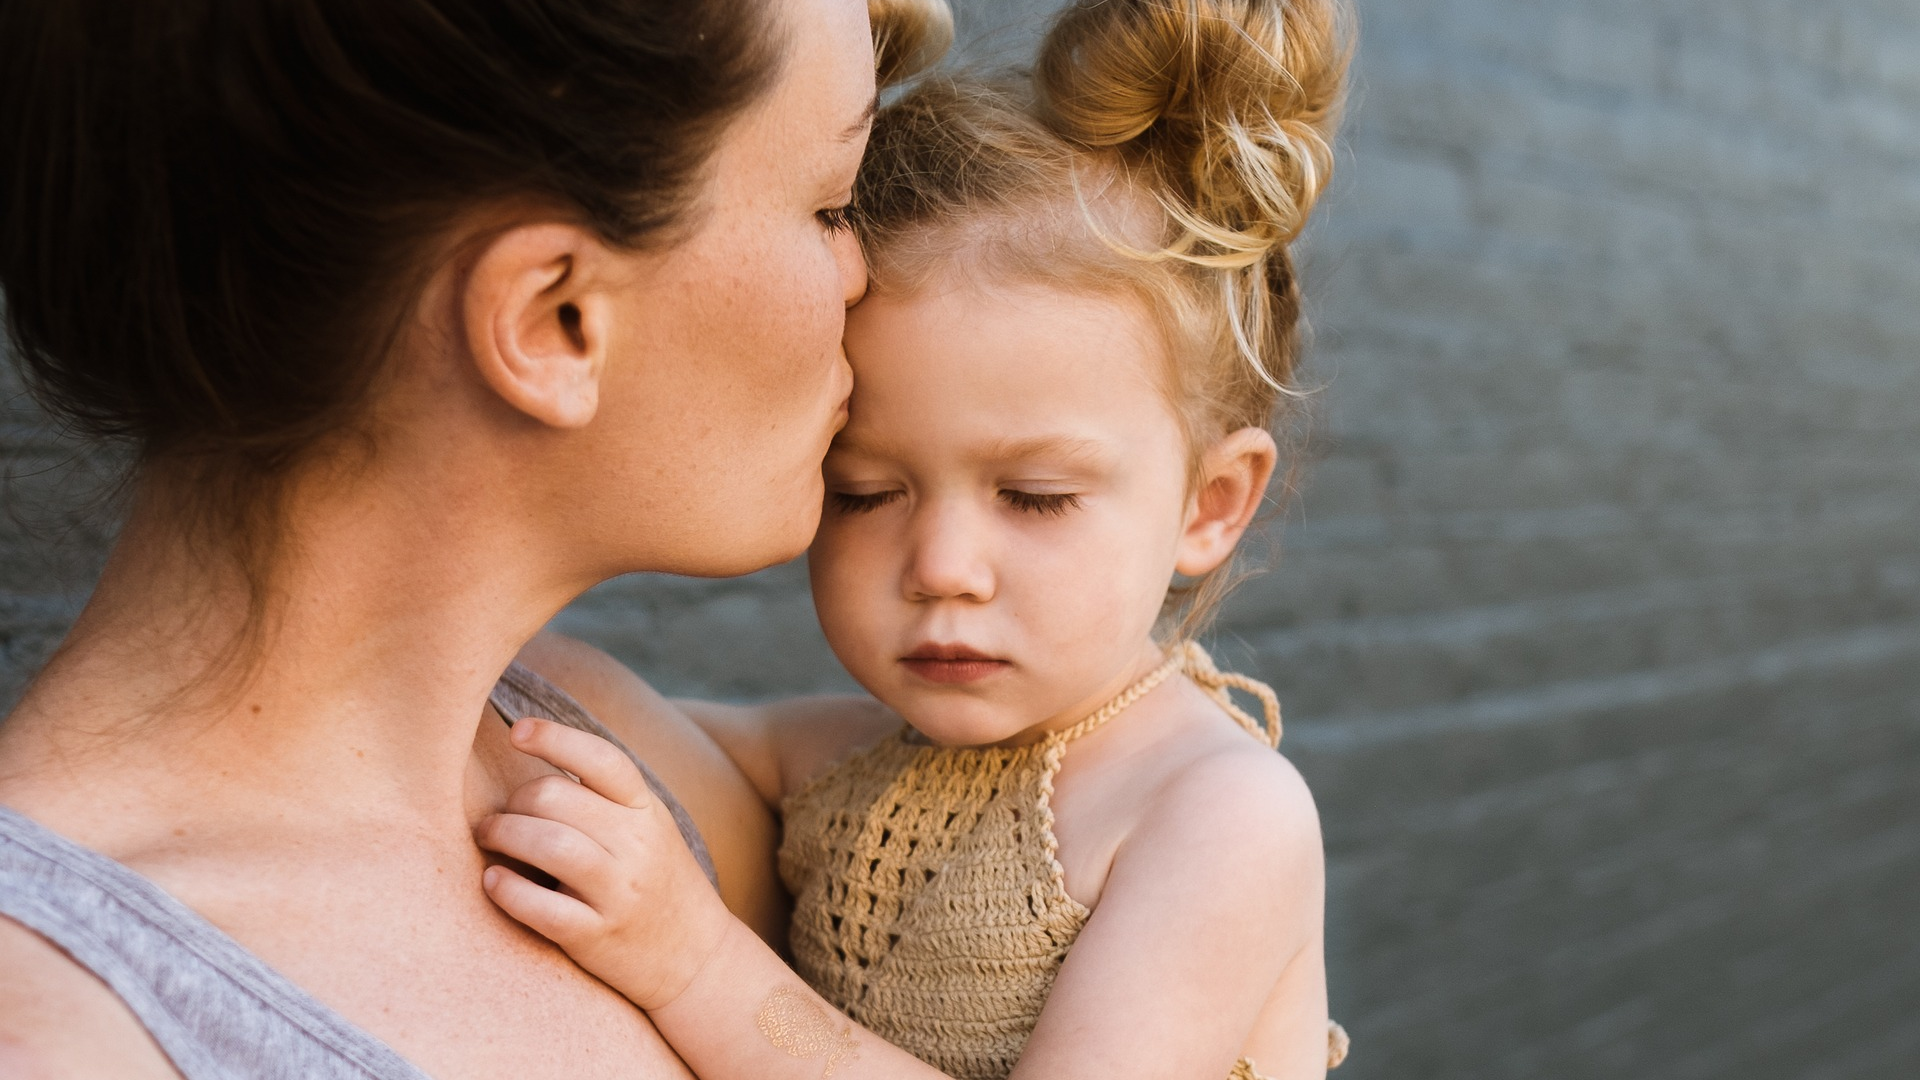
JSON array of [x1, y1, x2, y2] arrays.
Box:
[[852, 282, 1152, 381], [838, 281, 1182, 462], [848, 279, 1157, 371]]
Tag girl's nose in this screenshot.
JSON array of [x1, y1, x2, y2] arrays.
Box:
[[901, 504, 995, 603]]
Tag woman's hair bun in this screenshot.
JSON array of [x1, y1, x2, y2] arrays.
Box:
[[871, 0, 955, 88], [1036, 0, 1350, 250]]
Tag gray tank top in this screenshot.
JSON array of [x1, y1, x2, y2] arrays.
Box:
[[0, 661, 715, 1079]]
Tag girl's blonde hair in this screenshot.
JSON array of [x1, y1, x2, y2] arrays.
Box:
[[853, 0, 1352, 635], [870, 0, 955, 87]]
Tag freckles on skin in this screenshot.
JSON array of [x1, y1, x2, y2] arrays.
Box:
[[577, 0, 869, 574]]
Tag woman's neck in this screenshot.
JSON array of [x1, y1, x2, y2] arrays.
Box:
[[0, 461, 581, 852]]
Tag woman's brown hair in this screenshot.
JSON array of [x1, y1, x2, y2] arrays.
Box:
[[0, 0, 946, 619], [1, 0, 788, 460], [854, 0, 1352, 636], [0, 0, 788, 602]]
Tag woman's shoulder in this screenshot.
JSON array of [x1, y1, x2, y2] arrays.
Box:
[[0, 917, 183, 1078], [509, 631, 897, 801], [511, 630, 746, 786], [510, 631, 671, 727], [510, 630, 789, 943]]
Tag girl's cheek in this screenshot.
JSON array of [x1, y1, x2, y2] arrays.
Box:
[[810, 528, 873, 613]]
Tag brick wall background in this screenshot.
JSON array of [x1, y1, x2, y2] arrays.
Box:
[[4, 1, 1916, 1076]]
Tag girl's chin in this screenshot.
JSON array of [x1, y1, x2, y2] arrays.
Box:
[[889, 703, 1046, 750]]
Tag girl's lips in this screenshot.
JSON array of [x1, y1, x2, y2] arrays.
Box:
[[900, 658, 1010, 684], [900, 646, 1010, 685]]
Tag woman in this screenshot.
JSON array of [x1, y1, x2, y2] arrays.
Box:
[[0, 0, 946, 1075]]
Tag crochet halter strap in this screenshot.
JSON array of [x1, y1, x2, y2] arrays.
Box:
[[1047, 639, 1284, 750]]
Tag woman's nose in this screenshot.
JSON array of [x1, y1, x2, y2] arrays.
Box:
[[837, 230, 868, 308], [902, 505, 994, 603]]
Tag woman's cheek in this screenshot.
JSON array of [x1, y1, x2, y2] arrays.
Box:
[[746, 232, 838, 402], [792, 234, 848, 359]]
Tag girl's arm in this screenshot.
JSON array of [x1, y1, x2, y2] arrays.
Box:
[[479, 717, 1330, 1080], [1012, 749, 1329, 1079], [671, 694, 901, 812]]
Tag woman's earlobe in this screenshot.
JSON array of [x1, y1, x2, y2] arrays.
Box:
[[463, 224, 609, 430]]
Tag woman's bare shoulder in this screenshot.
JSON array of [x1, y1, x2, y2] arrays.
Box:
[[511, 630, 742, 785], [513, 630, 898, 805], [510, 630, 790, 943], [0, 917, 183, 1079]]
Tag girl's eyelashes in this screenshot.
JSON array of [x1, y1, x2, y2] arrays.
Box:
[[829, 489, 901, 514], [1000, 490, 1082, 516], [827, 488, 1083, 516], [816, 204, 853, 235]]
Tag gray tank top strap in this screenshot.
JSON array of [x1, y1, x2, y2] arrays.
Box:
[[0, 803, 432, 1079], [488, 660, 718, 887]]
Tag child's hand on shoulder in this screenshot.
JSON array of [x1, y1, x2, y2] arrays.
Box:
[[475, 717, 733, 1011]]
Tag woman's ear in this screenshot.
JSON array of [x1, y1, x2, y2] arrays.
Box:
[[461, 223, 613, 429], [1174, 426, 1279, 577]]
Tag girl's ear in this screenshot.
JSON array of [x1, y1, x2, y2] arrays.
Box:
[[1175, 426, 1278, 577], [461, 223, 615, 429]]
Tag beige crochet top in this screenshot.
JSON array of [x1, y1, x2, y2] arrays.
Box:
[[778, 642, 1350, 1080]]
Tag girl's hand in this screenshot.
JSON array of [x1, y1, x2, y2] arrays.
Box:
[[475, 717, 734, 1011]]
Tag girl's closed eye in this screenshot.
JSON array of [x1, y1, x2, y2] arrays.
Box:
[[828, 488, 902, 514], [999, 489, 1082, 516]]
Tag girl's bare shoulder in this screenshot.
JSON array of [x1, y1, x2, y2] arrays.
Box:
[[1055, 682, 1321, 911], [1095, 678, 1321, 846], [1152, 736, 1320, 857]]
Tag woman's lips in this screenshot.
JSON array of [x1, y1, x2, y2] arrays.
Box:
[[900, 645, 1009, 685]]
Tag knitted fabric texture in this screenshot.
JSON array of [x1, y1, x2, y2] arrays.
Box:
[[779, 642, 1348, 1079]]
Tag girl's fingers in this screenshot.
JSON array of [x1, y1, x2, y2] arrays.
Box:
[[482, 864, 600, 946], [475, 811, 614, 895], [504, 772, 686, 873], [505, 771, 625, 827], [508, 718, 652, 808]]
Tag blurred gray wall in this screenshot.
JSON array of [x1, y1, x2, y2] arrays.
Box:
[[4, 1, 1917, 1077]]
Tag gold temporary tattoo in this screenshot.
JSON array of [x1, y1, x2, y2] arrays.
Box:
[[756, 987, 860, 1078]]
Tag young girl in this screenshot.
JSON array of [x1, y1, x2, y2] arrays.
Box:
[[476, 0, 1351, 1077]]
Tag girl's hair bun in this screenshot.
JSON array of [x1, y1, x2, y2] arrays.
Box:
[[872, 0, 955, 88], [1036, 0, 1349, 254]]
